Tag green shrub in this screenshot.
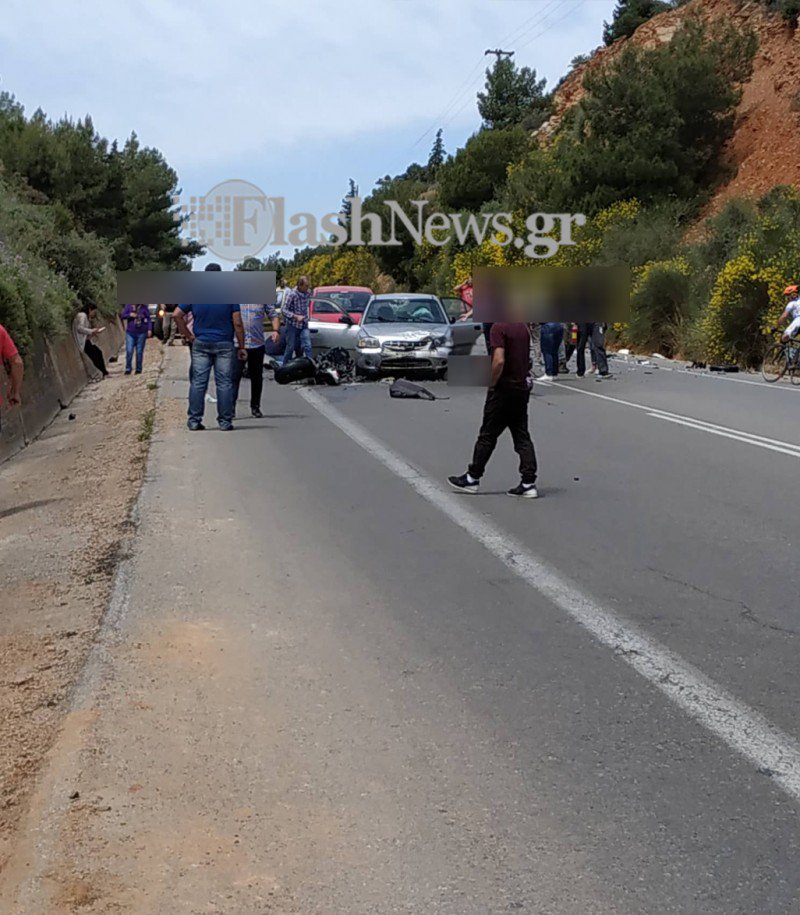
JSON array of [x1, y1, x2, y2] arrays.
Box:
[[627, 258, 694, 357]]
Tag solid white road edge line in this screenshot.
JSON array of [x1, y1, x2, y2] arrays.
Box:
[[299, 386, 800, 803]]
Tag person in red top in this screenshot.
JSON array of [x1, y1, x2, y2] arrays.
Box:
[[448, 322, 538, 498], [455, 275, 473, 313], [0, 323, 24, 428]]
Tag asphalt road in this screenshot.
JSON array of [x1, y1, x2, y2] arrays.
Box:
[[4, 351, 800, 914]]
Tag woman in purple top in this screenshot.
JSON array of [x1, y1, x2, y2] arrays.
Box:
[[120, 304, 153, 375]]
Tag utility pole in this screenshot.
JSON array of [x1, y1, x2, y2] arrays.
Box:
[[484, 49, 514, 62]]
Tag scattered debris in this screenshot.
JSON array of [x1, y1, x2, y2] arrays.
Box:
[[315, 347, 354, 385], [69, 790, 80, 800], [617, 348, 631, 355], [389, 379, 439, 401], [709, 364, 740, 373], [68, 413, 76, 421]]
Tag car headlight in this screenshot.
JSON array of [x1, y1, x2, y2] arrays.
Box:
[[357, 336, 382, 349]]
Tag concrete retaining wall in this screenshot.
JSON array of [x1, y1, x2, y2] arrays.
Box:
[[0, 318, 124, 464]]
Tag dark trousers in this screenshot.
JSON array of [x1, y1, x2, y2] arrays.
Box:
[[468, 387, 537, 485], [232, 346, 265, 410], [84, 339, 108, 376], [540, 323, 563, 377], [576, 323, 608, 375]]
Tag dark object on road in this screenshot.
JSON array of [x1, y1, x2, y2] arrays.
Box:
[[68, 413, 76, 421], [389, 379, 437, 401], [274, 357, 316, 385], [689, 361, 707, 369], [108, 355, 118, 363], [317, 347, 354, 384], [316, 367, 340, 386], [709, 364, 740, 373]]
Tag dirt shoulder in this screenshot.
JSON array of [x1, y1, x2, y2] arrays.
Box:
[[0, 342, 163, 872]]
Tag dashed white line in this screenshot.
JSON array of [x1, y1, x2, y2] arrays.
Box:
[[300, 386, 800, 804]]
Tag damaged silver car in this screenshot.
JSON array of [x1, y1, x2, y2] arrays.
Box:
[[354, 294, 454, 378]]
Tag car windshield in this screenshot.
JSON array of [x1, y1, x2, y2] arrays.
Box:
[[315, 291, 371, 313], [363, 298, 446, 325]]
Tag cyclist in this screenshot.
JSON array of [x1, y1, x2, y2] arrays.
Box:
[[775, 285, 800, 342]]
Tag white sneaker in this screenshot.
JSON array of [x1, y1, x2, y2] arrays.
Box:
[[537, 374, 555, 381]]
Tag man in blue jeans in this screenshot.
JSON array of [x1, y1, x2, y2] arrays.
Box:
[[120, 303, 152, 374], [173, 265, 246, 431], [281, 276, 313, 365]]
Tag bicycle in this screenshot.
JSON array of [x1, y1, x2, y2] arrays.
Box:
[[761, 331, 800, 383]]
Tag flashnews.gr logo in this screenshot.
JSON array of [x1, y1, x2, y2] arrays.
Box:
[[175, 178, 585, 262]]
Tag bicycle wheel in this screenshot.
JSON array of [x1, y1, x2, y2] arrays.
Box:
[[762, 343, 788, 382]]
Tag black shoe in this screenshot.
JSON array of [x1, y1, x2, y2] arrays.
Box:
[[507, 483, 539, 499], [448, 473, 479, 494], [135, 370, 142, 374], [124, 370, 132, 375], [188, 422, 206, 431], [251, 407, 263, 418], [219, 424, 234, 432]]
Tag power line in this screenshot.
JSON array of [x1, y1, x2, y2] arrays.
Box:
[[516, 0, 585, 53], [409, 0, 566, 151], [439, 0, 581, 133]]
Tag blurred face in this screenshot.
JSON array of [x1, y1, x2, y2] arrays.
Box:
[[298, 279, 309, 293]]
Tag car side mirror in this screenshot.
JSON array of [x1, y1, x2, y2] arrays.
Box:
[[449, 316, 456, 324], [339, 314, 353, 325]]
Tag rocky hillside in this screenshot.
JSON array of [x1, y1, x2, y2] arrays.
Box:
[[537, 0, 800, 215]]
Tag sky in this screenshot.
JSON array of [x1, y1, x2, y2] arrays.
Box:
[[0, 0, 617, 264]]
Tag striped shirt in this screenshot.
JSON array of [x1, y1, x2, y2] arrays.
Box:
[[239, 303, 279, 349]]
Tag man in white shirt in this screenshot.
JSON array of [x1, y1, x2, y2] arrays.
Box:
[[777, 285, 800, 342]]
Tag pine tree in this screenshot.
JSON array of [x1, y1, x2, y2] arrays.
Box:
[[427, 129, 446, 176], [603, 0, 673, 46], [340, 177, 359, 230], [477, 58, 549, 131]]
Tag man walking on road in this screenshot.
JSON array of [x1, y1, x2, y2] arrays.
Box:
[[0, 322, 24, 429], [173, 264, 246, 432], [232, 302, 280, 418], [280, 276, 313, 365], [449, 322, 538, 499]]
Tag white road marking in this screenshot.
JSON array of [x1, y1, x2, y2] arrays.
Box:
[[547, 381, 800, 456], [300, 386, 800, 803], [648, 414, 800, 458]]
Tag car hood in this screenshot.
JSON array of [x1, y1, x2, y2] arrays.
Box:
[[361, 323, 449, 341]]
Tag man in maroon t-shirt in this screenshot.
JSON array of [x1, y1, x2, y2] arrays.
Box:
[[448, 322, 538, 498]]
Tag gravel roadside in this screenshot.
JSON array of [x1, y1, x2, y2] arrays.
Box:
[[0, 342, 163, 871]]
